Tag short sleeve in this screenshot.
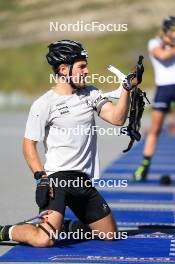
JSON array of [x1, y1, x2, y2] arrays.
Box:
[[24, 98, 50, 142], [148, 38, 161, 52], [89, 87, 111, 115]]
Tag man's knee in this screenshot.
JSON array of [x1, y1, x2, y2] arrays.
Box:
[[34, 229, 55, 247], [90, 217, 117, 240], [32, 223, 59, 247], [149, 126, 162, 137], [103, 233, 116, 240], [94, 230, 117, 240], [33, 217, 62, 247], [36, 237, 54, 248]]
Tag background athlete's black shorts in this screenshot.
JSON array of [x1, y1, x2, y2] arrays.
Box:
[[40, 171, 111, 225], [153, 84, 175, 112]]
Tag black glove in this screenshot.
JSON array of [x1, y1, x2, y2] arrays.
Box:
[[34, 172, 50, 209], [122, 72, 137, 91], [122, 56, 144, 92]]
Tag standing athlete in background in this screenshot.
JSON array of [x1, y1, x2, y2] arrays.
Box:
[[134, 16, 175, 181], [0, 40, 138, 247]]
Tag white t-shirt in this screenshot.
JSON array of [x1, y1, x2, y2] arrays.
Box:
[[24, 86, 110, 179], [148, 37, 175, 86]]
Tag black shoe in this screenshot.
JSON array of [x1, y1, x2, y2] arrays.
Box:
[[0, 226, 5, 241], [0, 225, 11, 241], [133, 165, 149, 182], [133, 158, 151, 182]]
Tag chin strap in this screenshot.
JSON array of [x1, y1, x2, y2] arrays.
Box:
[[68, 64, 78, 90], [123, 56, 150, 152], [56, 63, 78, 91]]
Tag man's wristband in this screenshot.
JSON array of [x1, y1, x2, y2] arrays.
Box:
[[34, 171, 47, 180]]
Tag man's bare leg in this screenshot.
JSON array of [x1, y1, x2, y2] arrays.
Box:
[[62, 213, 117, 240], [6, 211, 63, 247], [89, 213, 117, 240], [143, 110, 165, 156], [133, 110, 165, 181]]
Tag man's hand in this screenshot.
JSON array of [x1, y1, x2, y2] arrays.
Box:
[[35, 175, 50, 209], [122, 56, 144, 91], [122, 69, 138, 91]]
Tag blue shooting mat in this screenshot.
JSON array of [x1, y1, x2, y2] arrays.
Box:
[[98, 179, 175, 186], [103, 132, 175, 176], [89, 191, 174, 203], [103, 167, 175, 174], [0, 130, 175, 263], [0, 235, 175, 263], [64, 208, 175, 226]]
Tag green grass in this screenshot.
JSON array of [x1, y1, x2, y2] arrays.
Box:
[[0, 28, 157, 95], [0, 0, 18, 11]]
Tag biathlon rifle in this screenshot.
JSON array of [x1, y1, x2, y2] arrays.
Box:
[[15, 210, 52, 225], [103, 56, 150, 152]]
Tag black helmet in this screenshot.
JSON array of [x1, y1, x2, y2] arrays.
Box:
[[162, 16, 175, 32], [46, 40, 88, 72]]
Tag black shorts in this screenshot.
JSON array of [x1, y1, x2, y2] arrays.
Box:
[[153, 84, 175, 112], [40, 171, 111, 225]]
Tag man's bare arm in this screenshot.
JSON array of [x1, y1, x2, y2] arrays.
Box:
[[23, 138, 45, 173], [99, 88, 130, 126]]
